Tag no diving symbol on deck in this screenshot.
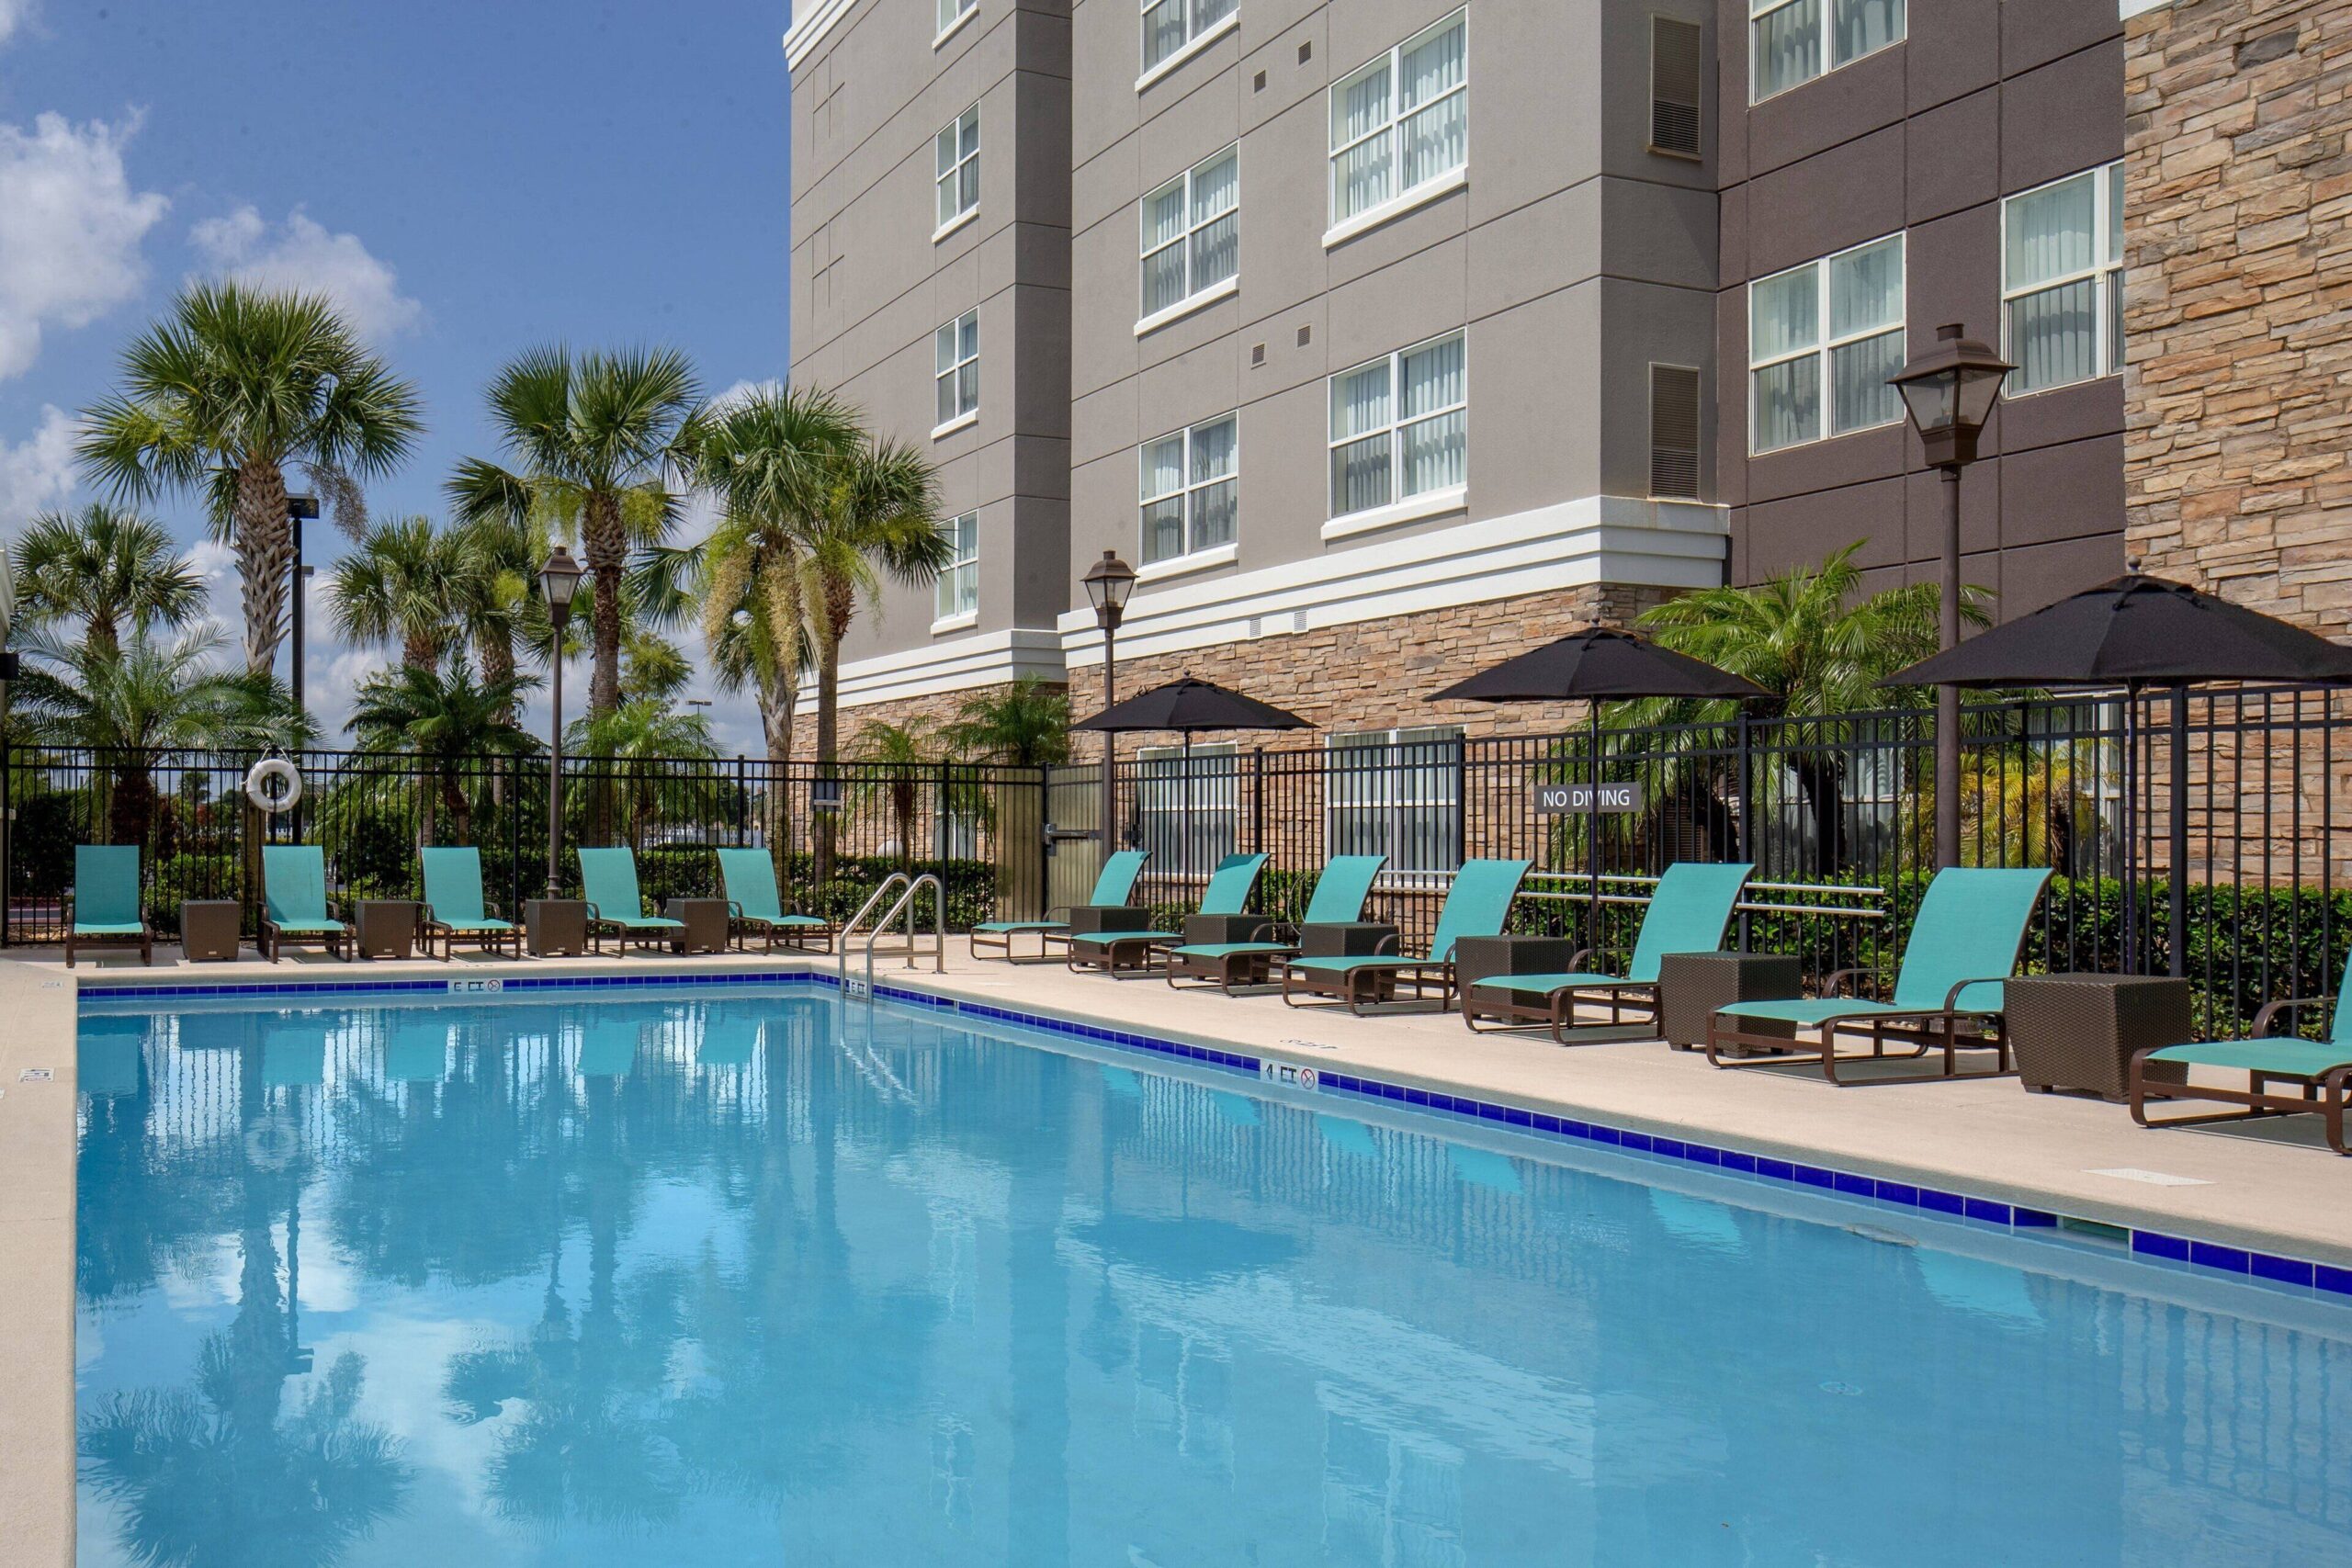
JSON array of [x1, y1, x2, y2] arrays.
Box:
[[1532, 783, 1645, 815]]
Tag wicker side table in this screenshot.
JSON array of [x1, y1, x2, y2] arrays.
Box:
[[2007, 974, 2193, 1100], [1065, 904, 1152, 936], [526, 898, 589, 957], [354, 900, 418, 960], [666, 897, 731, 955], [179, 899, 242, 963], [1657, 952, 1803, 1051]]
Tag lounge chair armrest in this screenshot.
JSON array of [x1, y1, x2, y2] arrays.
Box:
[[1823, 966, 1877, 999], [418, 901, 437, 929], [582, 900, 604, 921], [2252, 995, 2332, 1036], [1939, 976, 2007, 1014], [726, 900, 745, 920], [1374, 931, 1402, 957]]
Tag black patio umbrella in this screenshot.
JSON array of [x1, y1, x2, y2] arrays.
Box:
[[1074, 677, 1309, 877], [1884, 573, 2352, 974], [1430, 627, 1768, 948]]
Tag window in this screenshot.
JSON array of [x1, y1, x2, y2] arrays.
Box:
[[1143, 0, 1236, 78], [1748, 234, 1904, 455], [934, 106, 979, 231], [2003, 162, 2125, 397], [1140, 147, 1238, 323], [1329, 332, 1466, 518], [1326, 727, 1462, 875], [934, 512, 978, 622], [1649, 17, 1703, 158], [936, 0, 976, 37], [934, 310, 978, 430], [1140, 414, 1238, 565], [1136, 743, 1237, 870], [1649, 365, 1702, 500], [1750, 0, 1904, 102], [1329, 11, 1466, 227]]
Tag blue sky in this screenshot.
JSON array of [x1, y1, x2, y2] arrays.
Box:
[[0, 0, 791, 749]]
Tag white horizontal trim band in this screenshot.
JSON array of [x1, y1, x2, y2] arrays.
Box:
[[821, 627, 1067, 712], [784, 0, 860, 69]]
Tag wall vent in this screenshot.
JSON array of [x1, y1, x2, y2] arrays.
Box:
[[1649, 364, 1702, 501], [1649, 17, 1703, 159]]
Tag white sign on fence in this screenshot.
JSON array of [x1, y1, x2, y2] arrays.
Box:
[[1532, 782, 1645, 815]]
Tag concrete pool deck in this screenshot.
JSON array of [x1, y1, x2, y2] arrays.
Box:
[[7, 937, 2352, 1564]]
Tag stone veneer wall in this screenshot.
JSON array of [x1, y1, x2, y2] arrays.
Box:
[[2124, 0, 2352, 883], [2123, 0, 2352, 625], [1064, 583, 1676, 740]]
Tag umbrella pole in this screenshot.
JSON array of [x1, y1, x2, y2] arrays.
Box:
[[1183, 733, 1193, 884], [2169, 683, 2189, 979], [1589, 704, 1602, 955], [2122, 682, 2140, 976]]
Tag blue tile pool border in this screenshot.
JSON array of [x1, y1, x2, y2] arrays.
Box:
[[75, 966, 2352, 1304]]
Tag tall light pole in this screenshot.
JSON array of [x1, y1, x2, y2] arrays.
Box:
[[538, 547, 586, 897], [286, 491, 321, 716], [1890, 323, 2011, 870], [1081, 549, 1136, 859]]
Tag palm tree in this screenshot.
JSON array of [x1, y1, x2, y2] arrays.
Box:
[[14, 626, 310, 845], [8, 503, 205, 659], [447, 346, 701, 718], [328, 514, 470, 671], [850, 717, 939, 861], [568, 695, 718, 852], [688, 385, 864, 770], [1619, 541, 1994, 868], [447, 509, 540, 723], [942, 676, 1071, 766], [346, 655, 537, 844], [75, 281, 424, 675]]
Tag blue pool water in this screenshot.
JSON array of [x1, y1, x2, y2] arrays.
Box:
[[74, 987, 2352, 1566]]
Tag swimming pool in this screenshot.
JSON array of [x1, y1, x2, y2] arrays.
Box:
[[74, 986, 2352, 1566]]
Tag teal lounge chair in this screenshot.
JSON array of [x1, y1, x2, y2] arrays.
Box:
[[578, 847, 684, 955], [1069, 853, 1271, 976], [1164, 854, 1388, 994], [2130, 950, 2352, 1155], [1462, 862, 1756, 1041], [420, 847, 521, 960], [260, 845, 350, 962], [1279, 859, 1533, 1015], [67, 845, 153, 968], [971, 849, 1149, 962], [717, 847, 832, 953], [1705, 866, 2052, 1085]]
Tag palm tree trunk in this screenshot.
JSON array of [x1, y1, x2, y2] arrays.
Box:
[[234, 460, 292, 678], [761, 665, 797, 875], [582, 494, 627, 716], [813, 577, 853, 885]]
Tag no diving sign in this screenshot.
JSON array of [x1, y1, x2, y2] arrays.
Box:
[[1532, 782, 1645, 815]]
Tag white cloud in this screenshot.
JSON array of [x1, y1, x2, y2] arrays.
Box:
[[0, 111, 168, 379], [189, 205, 424, 343], [0, 2, 34, 51], [0, 404, 76, 528]]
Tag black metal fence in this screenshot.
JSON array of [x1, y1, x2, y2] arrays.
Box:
[[13, 684, 2349, 1032]]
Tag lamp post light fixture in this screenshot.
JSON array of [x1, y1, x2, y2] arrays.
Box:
[[1890, 323, 2011, 871], [538, 546, 587, 898], [1081, 548, 1137, 852], [286, 491, 321, 716]]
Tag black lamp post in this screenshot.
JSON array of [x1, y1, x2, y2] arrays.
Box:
[[286, 491, 321, 716], [1081, 549, 1136, 853], [1890, 323, 2011, 870], [538, 546, 586, 897]]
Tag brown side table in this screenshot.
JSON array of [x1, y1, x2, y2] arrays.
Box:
[[1658, 951, 1803, 1051], [179, 899, 242, 963], [1453, 935, 1577, 997], [666, 897, 731, 955], [2007, 973, 2193, 1100], [526, 898, 589, 957], [355, 900, 418, 961], [1298, 922, 1402, 1001]]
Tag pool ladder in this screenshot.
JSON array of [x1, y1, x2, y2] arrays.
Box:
[[838, 872, 944, 998]]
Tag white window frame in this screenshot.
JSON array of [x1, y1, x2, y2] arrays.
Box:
[[2000, 161, 2125, 399], [1325, 10, 1468, 245], [1136, 146, 1240, 335], [934, 0, 977, 48], [1324, 725, 1463, 882], [1749, 0, 1906, 105], [1327, 331, 1468, 526], [1138, 412, 1239, 574], [933, 105, 980, 239], [933, 512, 978, 628], [1746, 232, 1906, 456], [1137, 0, 1239, 92], [933, 309, 979, 437]]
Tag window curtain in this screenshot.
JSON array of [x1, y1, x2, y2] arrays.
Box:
[[1141, 435, 1186, 562], [1398, 336, 1465, 496], [1143, 0, 1185, 71], [1142, 184, 1189, 314], [1751, 0, 1821, 98], [1398, 22, 1466, 189], [1192, 0, 1234, 35], [2007, 175, 2098, 392], [1332, 65, 1393, 220], [1330, 362, 1394, 514], [1833, 0, 1903, 66], [1189, 419, 1238, 550], [1189, 154, 1238, 291], [1827, 240, 1902, 433], [1750, 265, 1820, 451]]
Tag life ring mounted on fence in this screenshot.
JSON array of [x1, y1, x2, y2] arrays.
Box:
[[244, 756, 303, 815]]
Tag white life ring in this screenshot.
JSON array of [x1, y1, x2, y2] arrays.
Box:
[[244, 757, 303, 814], [244, 1113, 300, 1170]]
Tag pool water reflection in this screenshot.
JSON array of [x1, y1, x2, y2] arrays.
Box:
[[73, 991, 2352, 1566]]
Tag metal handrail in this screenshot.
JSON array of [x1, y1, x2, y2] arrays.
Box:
[[838, 873, 911, 990], [862, 873, 945, 997]]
